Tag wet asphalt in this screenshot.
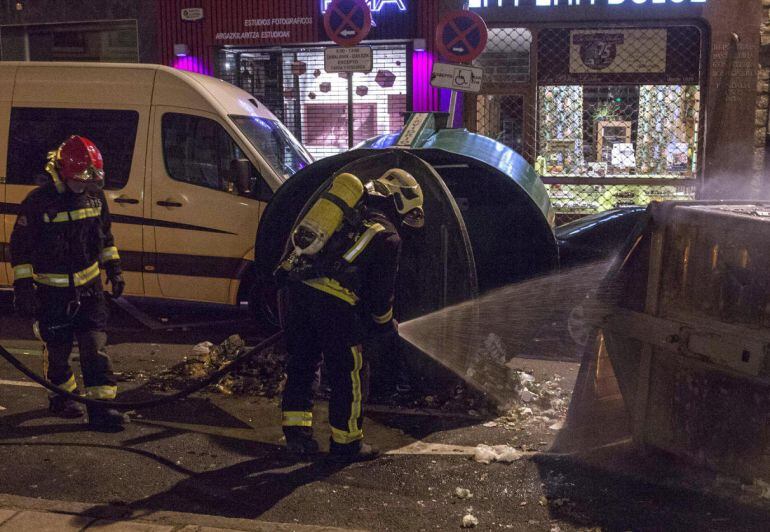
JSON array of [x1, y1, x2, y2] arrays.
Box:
[[1, 291, 770, 531]]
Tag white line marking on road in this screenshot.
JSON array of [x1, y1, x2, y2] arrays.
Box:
[[0, 379, 42, 388]]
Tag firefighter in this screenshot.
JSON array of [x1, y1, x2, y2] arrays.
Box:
[[10, 135, 128, 430], [278, 168, 424, 462]]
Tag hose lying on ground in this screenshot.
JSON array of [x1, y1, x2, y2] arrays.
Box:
[[0, 330, 284, 410]]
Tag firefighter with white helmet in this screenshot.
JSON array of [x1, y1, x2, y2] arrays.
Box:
[[278, 168, 424, 461], [10, 135, 127, 430]]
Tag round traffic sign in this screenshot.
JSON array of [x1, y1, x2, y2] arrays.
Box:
[[324, 0, 372, 48], [435, 10, 488, 63]]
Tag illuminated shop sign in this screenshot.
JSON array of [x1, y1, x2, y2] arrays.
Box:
[[469, 0, 706, 7], [320, 0, 407, 14]]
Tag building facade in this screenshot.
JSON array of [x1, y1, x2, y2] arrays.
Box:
[[0, 0, 158, 63], [156, 0, 451, 160], [467, 0, 766, 219]]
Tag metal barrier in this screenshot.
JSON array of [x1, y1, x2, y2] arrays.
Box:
[[592, 201, 770, 480]]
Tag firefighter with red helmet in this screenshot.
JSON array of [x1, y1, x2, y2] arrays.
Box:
[[10, 135, 128, 430]]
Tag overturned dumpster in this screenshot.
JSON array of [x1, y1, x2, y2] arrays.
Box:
[[255, 114, 559, 321], [254, 115, 559, 396], [573, 201, 770, 480]]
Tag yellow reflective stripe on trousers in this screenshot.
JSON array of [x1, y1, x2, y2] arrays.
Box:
[[100, 246, 120, 263], [59, 374, 77, 393], [43, 206, 102, 223], [342, 223, 386, 263], [86, 385, 117, 400], [303, 278, 359, 305], [372, 307, 393, 325], [282, 411, 313, 427], [35, 262, 100, 288], [13, 263, 34, 281], [331, 345, 364, 445]]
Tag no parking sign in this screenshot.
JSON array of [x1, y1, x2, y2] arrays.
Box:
[[435, 10, 488, 63], [323, 0, 373, 47]]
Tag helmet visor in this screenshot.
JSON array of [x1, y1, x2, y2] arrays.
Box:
[[67, 166, 105, 192], [402, 207, 425, 229]]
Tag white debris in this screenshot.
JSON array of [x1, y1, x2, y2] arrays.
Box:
[[520, 389, 536, 403], [473, 444, 523, 464], [455, 487, 473, 499], [754, 479, 770, 499], [462, 514, 479, 528], [519, 407, 533, 417], [517, 371, 535, 384], [549, 420, 565, 431], [191, 341, 214, 355], [483, 421, 498, 428]]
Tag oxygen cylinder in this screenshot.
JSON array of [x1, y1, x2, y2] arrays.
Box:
[[290, 172, 365, 258]]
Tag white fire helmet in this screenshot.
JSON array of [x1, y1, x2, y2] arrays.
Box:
[[366, 168, 425, 229]]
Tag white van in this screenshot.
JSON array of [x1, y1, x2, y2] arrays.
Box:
[[0, 62, 312, 309]]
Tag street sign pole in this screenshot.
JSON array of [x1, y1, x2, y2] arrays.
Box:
[[346, 75, 355, 147], [324, 0, 373, 150], [448, 90, 458, 129], [435, 9, 488, 130]]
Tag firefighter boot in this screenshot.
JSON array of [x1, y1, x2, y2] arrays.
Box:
[[284, 427, 320, 457], [87, 404, 129, 431], [328, 441, 380, 463], [48, 395, 85, 419]]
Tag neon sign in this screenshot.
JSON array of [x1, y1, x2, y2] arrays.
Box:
[[320, 0, 407, 14], [469, 0, 706, 7]]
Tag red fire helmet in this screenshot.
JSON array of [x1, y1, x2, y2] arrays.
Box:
[[55, 135, 105, 186]]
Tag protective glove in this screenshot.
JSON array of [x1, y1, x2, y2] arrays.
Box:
[[13, 278, 36, 319], [366, 318, 399, 355], [107, 273, 125, 299]]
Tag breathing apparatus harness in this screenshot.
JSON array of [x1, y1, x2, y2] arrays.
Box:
[[278, 172, 369, 285]]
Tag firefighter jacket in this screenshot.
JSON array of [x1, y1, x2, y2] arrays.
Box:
[[302, 208, 402, 329], [10, 183, 121, 289]]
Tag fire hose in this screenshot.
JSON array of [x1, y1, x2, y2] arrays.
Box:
[[0, 329, 284, 410]]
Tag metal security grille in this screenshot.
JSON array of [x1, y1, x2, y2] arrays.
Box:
[[468, 24, 704, 223], [218, 44, 409, 161]]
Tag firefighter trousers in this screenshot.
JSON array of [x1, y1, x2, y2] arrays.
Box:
[[281, 282, 368, 447], [37, 282, 117, 399]]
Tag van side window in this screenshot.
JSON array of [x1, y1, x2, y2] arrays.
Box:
[[7, 107, 139, 190], [162, 113, 256, 194]]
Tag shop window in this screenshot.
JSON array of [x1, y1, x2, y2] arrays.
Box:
[[474, 28, 531, 85], [534, 25, 703, 220], [162, 113, 253, 194], [7, 107, 139, 190]]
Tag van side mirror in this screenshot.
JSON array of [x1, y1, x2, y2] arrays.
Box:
[[231, 159, 253, 195], [230, 158, 273, 202]]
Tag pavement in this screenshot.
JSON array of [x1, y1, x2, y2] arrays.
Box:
[[3, 292, 770, 530]]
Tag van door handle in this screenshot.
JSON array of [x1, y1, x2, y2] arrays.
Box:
[[114, 196, 139, 204], [157, 200, 183, 208]]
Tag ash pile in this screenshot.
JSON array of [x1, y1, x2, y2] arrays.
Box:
[[150, 335, 286, 398]]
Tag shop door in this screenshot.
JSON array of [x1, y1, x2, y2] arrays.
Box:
[[466, 93, 530, 161]]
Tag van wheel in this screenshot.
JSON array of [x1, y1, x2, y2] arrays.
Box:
[[248, 282, 282, 328]]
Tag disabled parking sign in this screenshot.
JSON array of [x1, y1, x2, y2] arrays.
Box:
[[435, 10, 488, 64], [323, 0, 373, 48]]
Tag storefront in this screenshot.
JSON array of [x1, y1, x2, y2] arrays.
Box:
[[468, 0, 764, 220], [0, 0, 159, 63], [157, 0, 446, 160]]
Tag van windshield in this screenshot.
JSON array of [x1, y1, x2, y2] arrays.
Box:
[[230, 116, 313, 179]]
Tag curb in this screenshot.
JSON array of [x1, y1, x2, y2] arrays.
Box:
[[0, 493, 367, 532]]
